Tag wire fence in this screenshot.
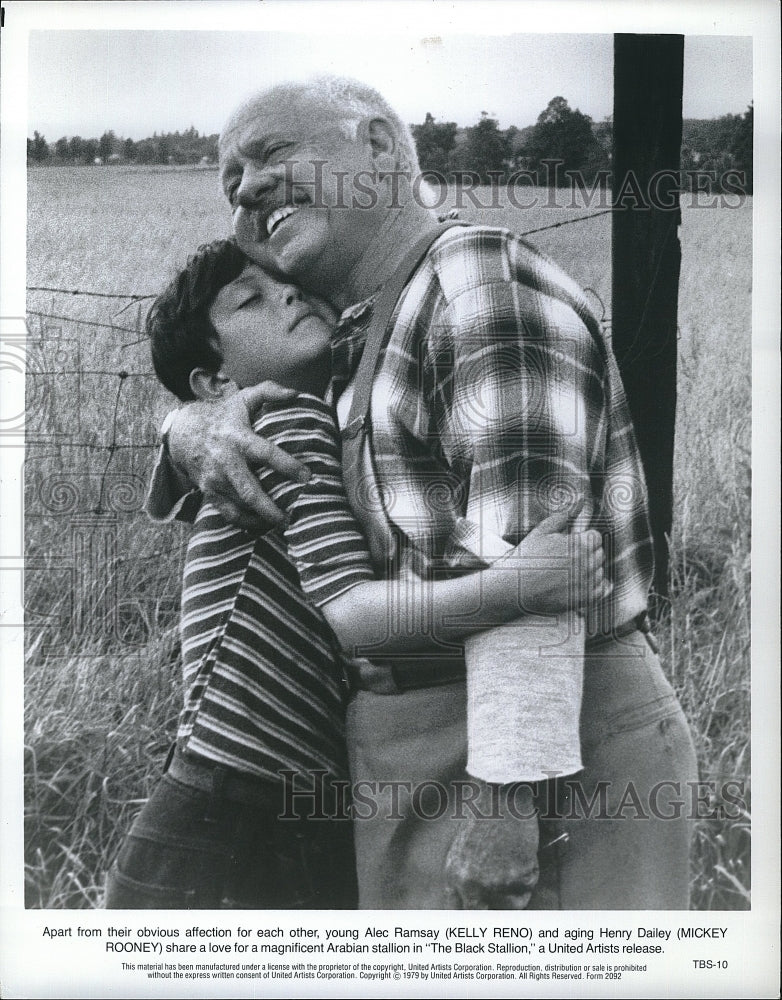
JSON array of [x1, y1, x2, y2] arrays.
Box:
[[27, 286, 158, 299], [23, 208, 630, 515], [22, 199, 753, 917], [19, 196, 695, 719]]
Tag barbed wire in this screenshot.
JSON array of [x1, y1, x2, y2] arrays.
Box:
[[28, 370, 153, 378], [27, 310, 146, 336], [23, 206, 613, 310], [96, 372, 129, 512], [27, 286, 157, 300], [27, 362, 160, 455], [519, 208, 613, 237], [26, 207, 615, 506], [582, 287, 608, 325], [29, 442, 159, 450]]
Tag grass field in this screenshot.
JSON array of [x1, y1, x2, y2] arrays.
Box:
[[24, 166, 751, 909]]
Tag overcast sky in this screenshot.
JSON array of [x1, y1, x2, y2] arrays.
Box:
[[27, 29, 752, 140]]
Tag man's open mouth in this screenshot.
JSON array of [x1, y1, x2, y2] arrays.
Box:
[[265, 204, 300, 238]]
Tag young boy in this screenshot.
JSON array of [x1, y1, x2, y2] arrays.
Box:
[[105, 239, 606, 910]]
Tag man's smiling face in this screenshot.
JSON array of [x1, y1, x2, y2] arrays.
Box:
[[219, 100, 386, 300]]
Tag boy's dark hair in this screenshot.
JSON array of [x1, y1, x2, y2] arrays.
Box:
[[147, 238, 247, 401]]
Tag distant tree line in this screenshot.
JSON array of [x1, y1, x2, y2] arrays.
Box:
[[27, 127, 218, 167], [28, 98, 753, 192], [680, 105, 753, 193], [412, 99, 612, 188], [411, 98, 753, 193]]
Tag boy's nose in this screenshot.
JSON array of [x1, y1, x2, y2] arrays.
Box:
[[281, 285, 301, 305]]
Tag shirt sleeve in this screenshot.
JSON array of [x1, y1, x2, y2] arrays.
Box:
[[144, 400, 378, 623], [430, 273, 607, 783], [257, 396, 376, 607], [145, 437, 202, 524]]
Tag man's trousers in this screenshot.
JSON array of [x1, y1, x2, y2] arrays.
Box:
[[346, 630, 698, 909]]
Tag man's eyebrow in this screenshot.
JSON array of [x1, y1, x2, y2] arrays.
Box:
[[237, 136, 293, 161], [237, 139, 268, 160], [219, 136, 293, 189]]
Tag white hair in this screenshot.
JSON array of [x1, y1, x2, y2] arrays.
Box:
[[220, 74, 420, 173]]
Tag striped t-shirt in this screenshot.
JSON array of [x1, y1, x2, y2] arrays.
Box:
[[178, 396, 373, 783]]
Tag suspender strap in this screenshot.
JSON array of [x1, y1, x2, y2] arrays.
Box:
[[341, 220, 467, 441]]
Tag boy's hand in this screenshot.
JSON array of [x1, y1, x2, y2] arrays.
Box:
[[166, 382, 311, 530], [497, 509, 610, 616]]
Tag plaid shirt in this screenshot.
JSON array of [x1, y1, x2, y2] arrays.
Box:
[[330, 225, 654, 635], [328, 225, 654, 781]]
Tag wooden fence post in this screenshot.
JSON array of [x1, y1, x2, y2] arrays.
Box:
[[612, 34, 684, 607]]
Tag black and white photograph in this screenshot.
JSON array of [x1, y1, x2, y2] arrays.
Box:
[[1, 1, 779, 996]]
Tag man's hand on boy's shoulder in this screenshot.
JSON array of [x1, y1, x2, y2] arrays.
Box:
[[166, 381, 312, 530]]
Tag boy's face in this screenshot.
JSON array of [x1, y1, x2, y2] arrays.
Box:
[[208, 264, 335, 393]]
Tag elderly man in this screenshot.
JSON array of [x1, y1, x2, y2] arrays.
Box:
[[157, 76, 697, 909]]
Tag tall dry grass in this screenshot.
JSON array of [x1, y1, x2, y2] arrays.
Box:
[[23, 168, 751, 908], [663, 207, 752, 908]]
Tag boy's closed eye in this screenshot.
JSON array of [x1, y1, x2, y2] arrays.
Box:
[[236, 292, 262, 310], [207, 265, 335, 396]]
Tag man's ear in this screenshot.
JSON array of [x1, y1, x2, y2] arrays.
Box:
[[189, 367, 236, 402], [357, 116, 398, 171]]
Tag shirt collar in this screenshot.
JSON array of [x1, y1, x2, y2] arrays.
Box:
[[329, 294, 377, 401], [328, 212, 463, 399]]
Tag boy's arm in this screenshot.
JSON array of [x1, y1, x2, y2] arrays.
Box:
[[276, 397, 606, 657], [256, 396, 605, 664], [145, 409, 202, 523], [319, 514, 605, 658]]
